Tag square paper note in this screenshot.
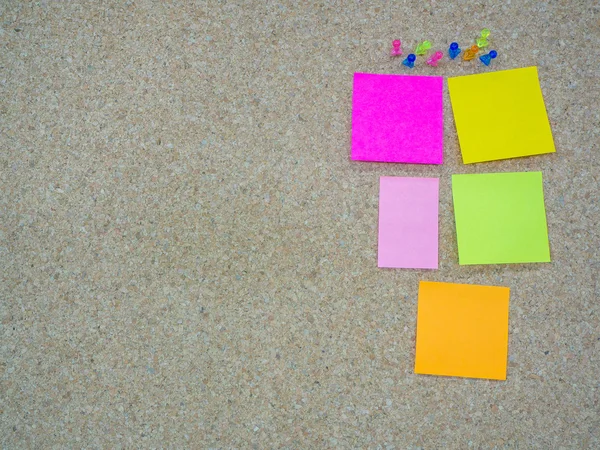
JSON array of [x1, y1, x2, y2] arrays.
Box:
[[452, 172, 550, 265], [448, 66, 555, 164], [378, 177, 439, 269], [415, 281, 510, 380], [352, 73, 443, 164]]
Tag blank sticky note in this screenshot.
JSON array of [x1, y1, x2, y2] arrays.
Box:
[[378, 177, 439, 269], [452, 172, 550, 265], [415, 281, 510, 380], [448, 67, 555, 164], [352, 73, 443, 164]]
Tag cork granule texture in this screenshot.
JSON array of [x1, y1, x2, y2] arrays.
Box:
[[1, 1, 599, 448]]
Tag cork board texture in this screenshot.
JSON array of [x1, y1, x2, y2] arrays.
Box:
[[1, 0, 599, 448]]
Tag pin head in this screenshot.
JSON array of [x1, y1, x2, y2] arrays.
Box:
[[448, 42, 461, 59], [426, 51, 444, 66], [402, 53, 417, 68], [390, 39, 403, 56], [415, 40, 432, 55], [463, 45, 480, 61], [476, 29, 490, 48], [479, 50, 498, 66]]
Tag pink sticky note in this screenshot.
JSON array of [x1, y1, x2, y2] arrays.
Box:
[[352, 73, 443, 164], [378, 177, 439, 269]]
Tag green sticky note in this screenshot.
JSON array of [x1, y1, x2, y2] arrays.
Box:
[[452, 172, 551, 265]]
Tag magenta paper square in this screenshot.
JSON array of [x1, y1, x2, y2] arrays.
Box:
[[378, 177, 439, 269], [352, 73, 443, 164]]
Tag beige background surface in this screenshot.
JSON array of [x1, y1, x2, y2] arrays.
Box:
[[1, 0, 599, 448]]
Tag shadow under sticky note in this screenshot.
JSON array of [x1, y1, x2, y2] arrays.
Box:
[[452, 172, 551, 265], [378, 176, 439, 269], [448, 66, 555, 164], [415, 281, 510, 380], [352, 73, 443, 164]]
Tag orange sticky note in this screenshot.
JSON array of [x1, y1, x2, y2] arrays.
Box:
[[415, 281, 510, 380]]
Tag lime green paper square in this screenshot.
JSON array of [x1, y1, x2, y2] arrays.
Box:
[[448, 67, 555, 164], [452, 172, 550, 265]]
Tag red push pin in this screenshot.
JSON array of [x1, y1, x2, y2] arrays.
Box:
[[426, 51, 443, 67], [390, 39, 403, 56]]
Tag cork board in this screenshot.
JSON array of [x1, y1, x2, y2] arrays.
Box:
[[1, 0, 599, 447]]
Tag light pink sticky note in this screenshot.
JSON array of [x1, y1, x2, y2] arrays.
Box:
[[352, 73, 443, 164], [378, 176, 439, 269]]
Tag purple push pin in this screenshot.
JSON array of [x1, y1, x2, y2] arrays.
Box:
[[426, 51, 443, 67], [390, 39, 403, 56]]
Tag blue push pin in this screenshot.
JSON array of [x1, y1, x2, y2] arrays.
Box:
[[402, 53, 416, 68], [448, 42, 461, 59], [479, 50, 497, 66]]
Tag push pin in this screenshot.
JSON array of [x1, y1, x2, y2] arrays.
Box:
[[448, 42, 461, 59], [426, 51, 443, 67], [463, 45, 480, 61], [414, 40, 431, 56], [479, 50, 497, 66], [476, 28, 490, 48], [390, 39, 403, 56], [402, 54, 416, 68]]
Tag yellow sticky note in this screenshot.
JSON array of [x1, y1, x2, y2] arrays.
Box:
[[448, 67, 555, 164], [415, 281, 510, 380]]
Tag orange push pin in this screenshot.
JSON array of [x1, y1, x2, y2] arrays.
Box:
[[463, 45, 480, 61]]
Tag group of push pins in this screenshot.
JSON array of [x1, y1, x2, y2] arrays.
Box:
[[390, 29, 498, 68]]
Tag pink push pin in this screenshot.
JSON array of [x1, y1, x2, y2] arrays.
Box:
[[390, 39, 403, 56], [426, 51, 443, 67]]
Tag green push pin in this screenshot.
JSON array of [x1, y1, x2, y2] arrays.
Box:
[[414, 40, 431, 56], [476, 28, 490, 48]]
